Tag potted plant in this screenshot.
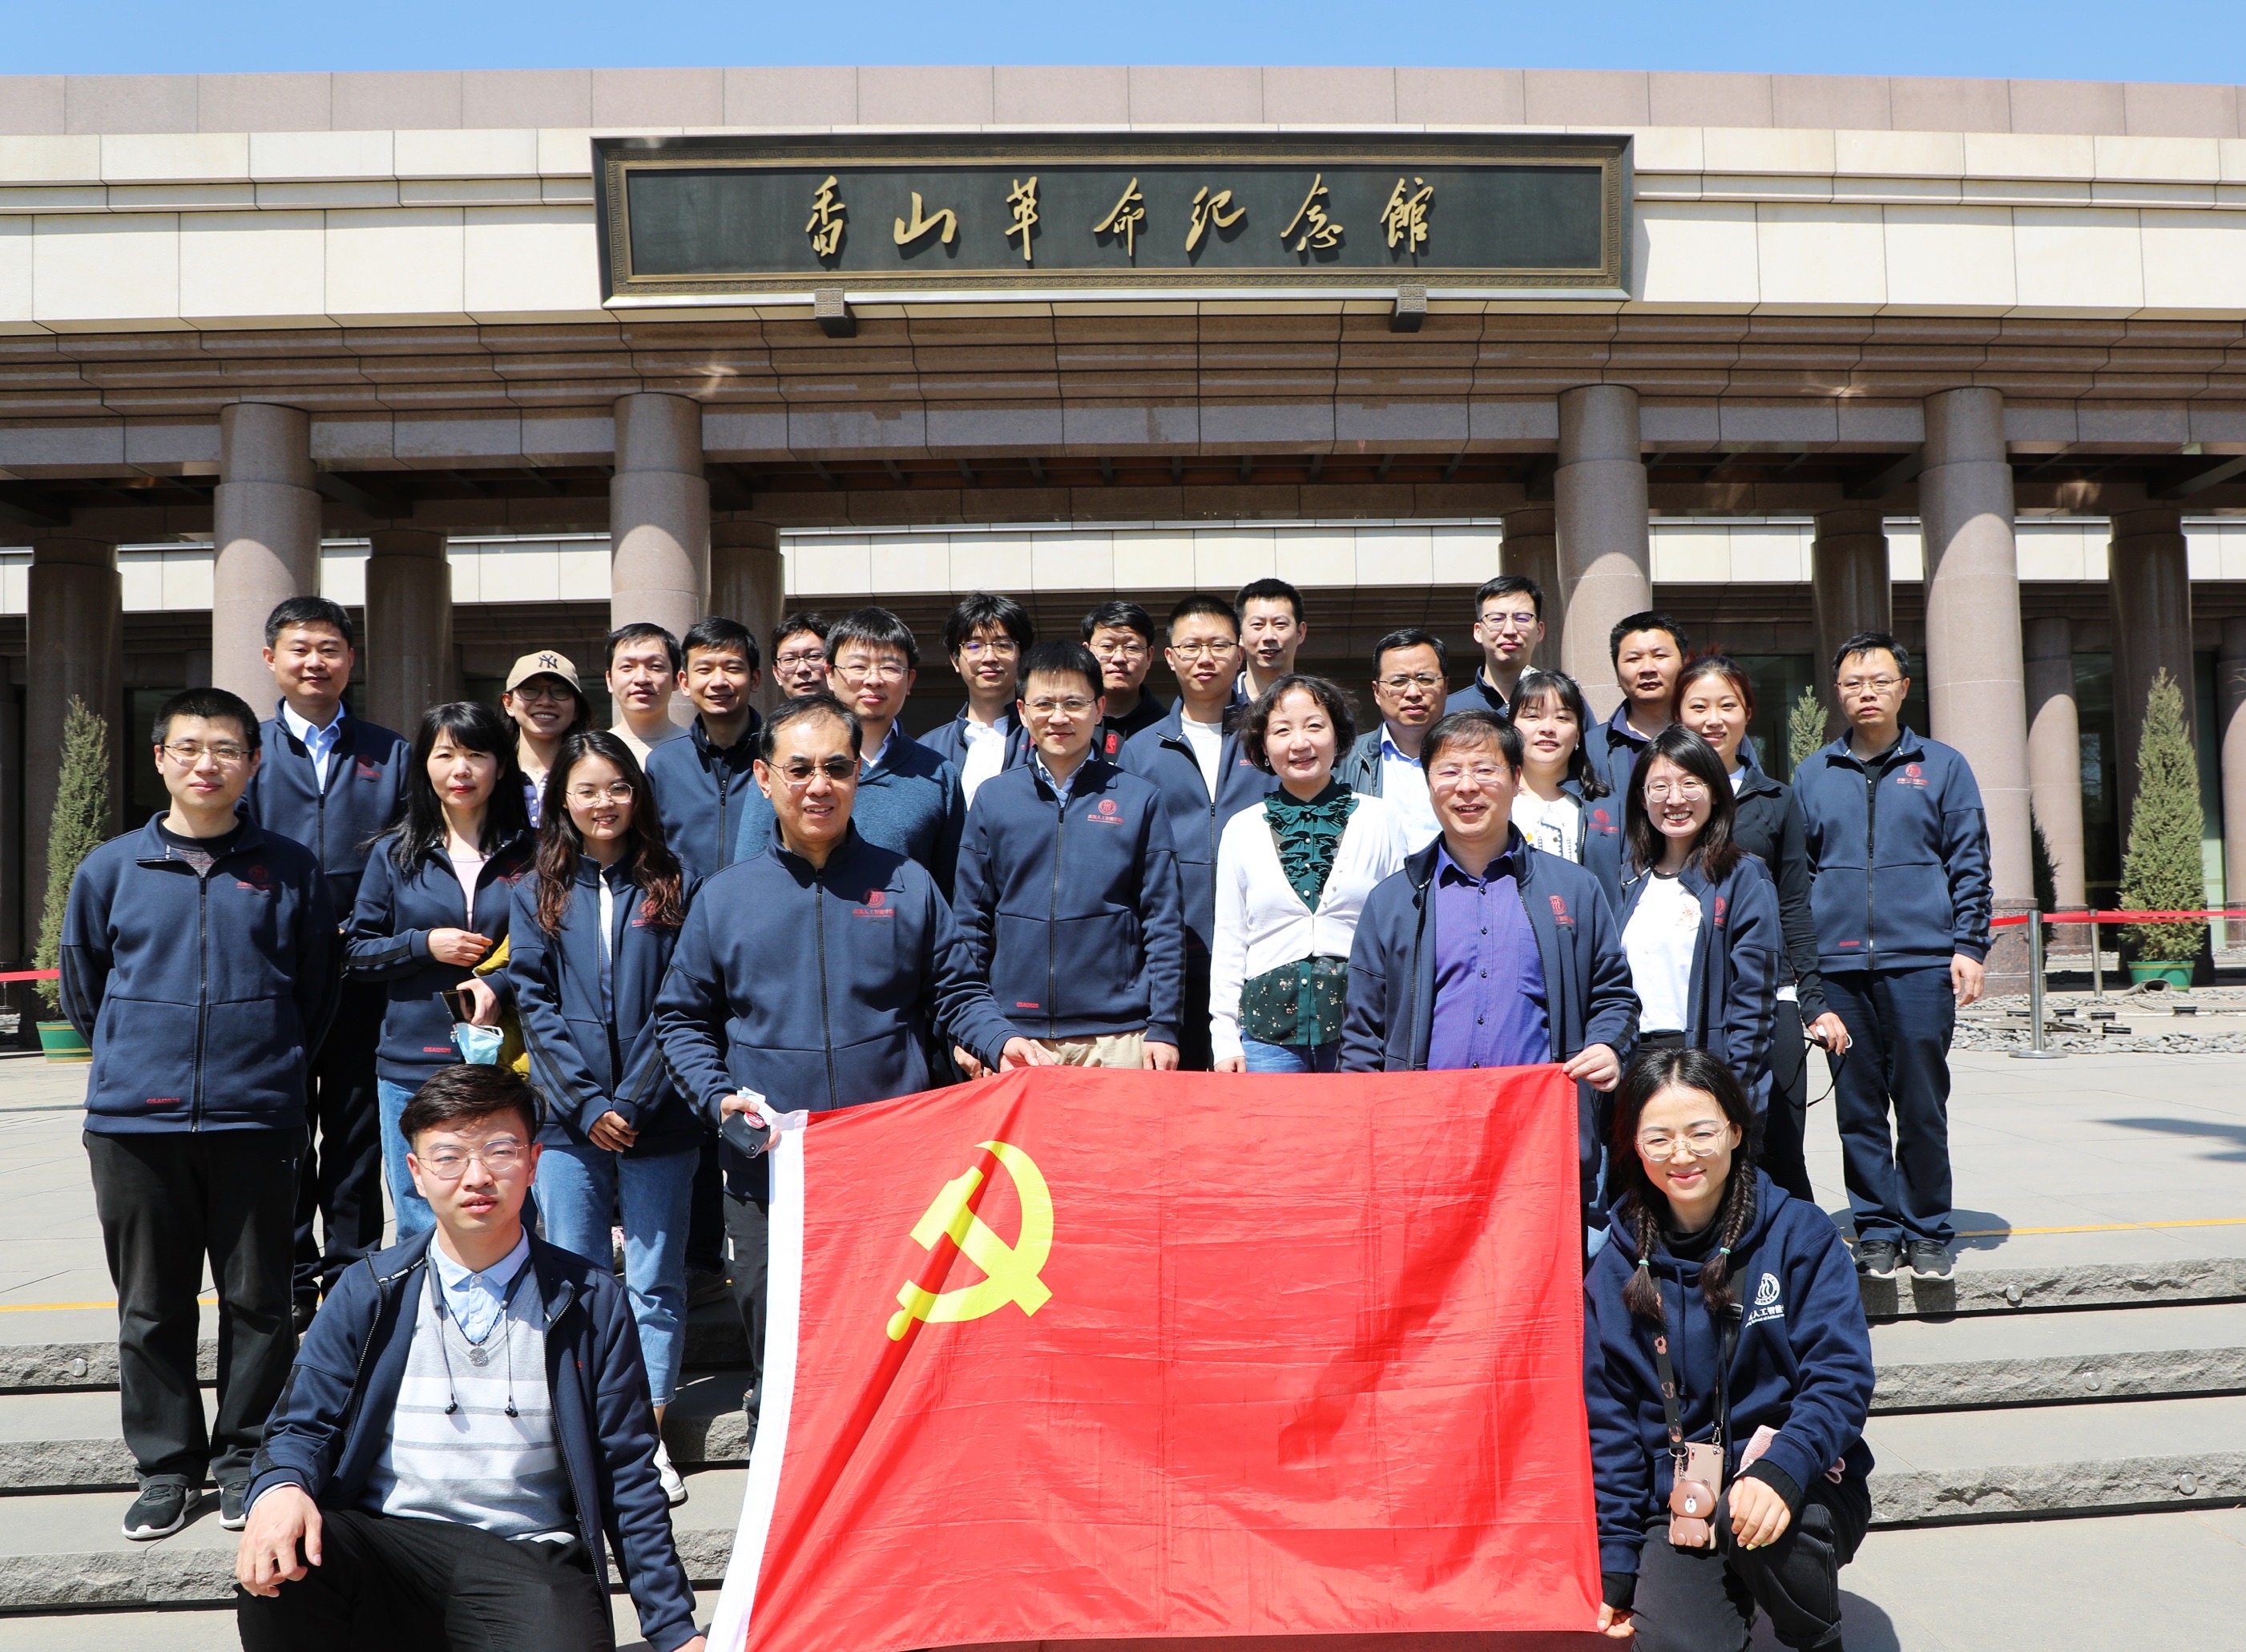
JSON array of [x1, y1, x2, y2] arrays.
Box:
[[2119, 670, 2207, 989], [32, 697, 109, 1061]]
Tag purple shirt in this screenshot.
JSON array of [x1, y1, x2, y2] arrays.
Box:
[[1425, 838, 1551, 1071]]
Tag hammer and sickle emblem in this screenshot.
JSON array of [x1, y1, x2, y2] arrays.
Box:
[[885, 1140, 1053, 1341]]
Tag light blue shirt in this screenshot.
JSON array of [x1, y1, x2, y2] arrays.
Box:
[[429, 1231, 532, 1347], [1032, 748, 1088, 804], [1379, 730, 1442, 851], [280, 699, 347, 791]]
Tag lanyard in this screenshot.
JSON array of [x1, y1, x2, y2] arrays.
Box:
[[1649, 1275, 1739, 1465]]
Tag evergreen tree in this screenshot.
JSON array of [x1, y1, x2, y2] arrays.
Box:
[[2119, 670, 2207, 963], [33, 698, 109, 1014], [1786, 684, 1829, 776]]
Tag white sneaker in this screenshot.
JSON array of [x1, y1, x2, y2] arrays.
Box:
[[654, 1438, 688, 1507]]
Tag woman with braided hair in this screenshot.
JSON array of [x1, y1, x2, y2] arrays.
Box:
[[1585, 1046, 1874, 1652]]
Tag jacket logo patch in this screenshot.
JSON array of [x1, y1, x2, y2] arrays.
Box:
[[853, 888, 894, 920], [1895, 764, 1927, 788], [144, 1097, 181, 1106], [1102, 731, 1119, 755], [1015, 1001, 1040, 1009], [1712, 894, 1728, 929], [356, 759, 380, 780], [1548, 895, 1573, 927], [865, 889, 885, 908], [1744, 1271, 1785, 1328], [235, 864, 276, 894], [1087, 798, 1125, 824], [1591, 808, 1612, 828]]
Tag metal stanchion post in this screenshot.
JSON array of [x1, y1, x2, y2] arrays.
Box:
[[2013, 909, 2063, 1060], [2090, 913, 2103, 999]]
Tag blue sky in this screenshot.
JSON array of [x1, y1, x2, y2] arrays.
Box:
[[4, 2, 2243, 81]]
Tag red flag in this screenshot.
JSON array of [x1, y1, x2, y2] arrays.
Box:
[[712, 1066, 1598, 1652]]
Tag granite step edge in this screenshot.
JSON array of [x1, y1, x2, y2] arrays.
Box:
[[1871, 1345, 2246, 1413], [1869, 1449, 2246, 1525]]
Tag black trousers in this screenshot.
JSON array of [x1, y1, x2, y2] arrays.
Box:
[[1630, 1475, 1872, 1652], [295, 979, 387, 1304], [1823, 966, 1958, 1247], [236, 1508, 615, 1652], [1758, 999, 1817, 1202], [85, 1126, 303, 1487], [686, 1139, 725, 1275], [725, 1182, 771, 1436], [1177, 940, 1213, 1072]]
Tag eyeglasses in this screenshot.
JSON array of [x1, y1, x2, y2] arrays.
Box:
[[510, 682, 575, 704], [161, 741, 252, 766], [1429, 763, 1512, 785], [956, 638, 1018, 659], [1636, 1123, 1731, 1158], [1478, 610, 1539, 630], [417, 1138, 527, 1180], [776, 757, 859, 784], [775, 650, 828, 671], [1378, 672, 1444, 693], [1026, 697, 1096, 717], [1643, 780, 1710, 802], [1168, 639, 1238, 660], [833, 659, 909, 683], [1090, 639, 1149, 660], [1837, 675, 1902, 695], [567, 782, 634, 804]]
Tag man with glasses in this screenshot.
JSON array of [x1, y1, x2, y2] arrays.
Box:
[[62, 687, 338, 1542], [770, 612, 832, 701], [1123, 595, 1279, 1069], [1444, 575, 1546, 719], [663, 695, 1046, 1447], [1341, 710, 1638, 1237], [236, 1065, 704, 1652], [603, 622, 687, 766], [1083, 599, 1167, 755], [1793, 631, 1990, 1284], [244, 596, 409, 1336], [1338, 627, 1449, 850], [646, 616, 766, 878], [954, 640, 1183, 1074], [731, 608, 967, 892], [921, 593, 1034, 806]]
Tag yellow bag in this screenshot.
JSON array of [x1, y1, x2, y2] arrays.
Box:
[[471, 938, 530, 1078]]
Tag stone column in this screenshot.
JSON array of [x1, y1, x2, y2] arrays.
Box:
[[1499, 505, 1563, 671], [2024, 616, 2088, 934], [712, 520, 786, 715], [611, 393, 709, 727], [363, 530, 455, 738], [2107, 506, 2195, 832], [1811, 509, 1892, 737], [24, 537, 122, 937], [1552, 386, 1650, 719], [2217, 618, 2246, 945], [212, 403, 322, 706], [1919, 386, 2033, 989]]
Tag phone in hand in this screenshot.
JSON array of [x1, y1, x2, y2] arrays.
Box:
[[438, 988, 477, 1024], [720, 1108, 772, 1158]]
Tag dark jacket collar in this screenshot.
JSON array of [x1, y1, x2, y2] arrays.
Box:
[[1819, 724, 1923, 772], [1406, 824, 1531, 892], [689, 710, 763, 763], [135, 813, 271, 866]]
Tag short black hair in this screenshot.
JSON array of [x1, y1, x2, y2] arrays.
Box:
[[153, 686, 260, 750], [1609, 610, 1689, 664], [1833, 630, 1911, 679], [683, 615, 760, 670], [264, 595, 355, 651], [1167, 594, 1238, 637], [1421, 708, 1524, 772], [397, 1063, 542, 1145], [1016, 639, 1103, 702], [1373, 627, 1448, 676], [1235, 578, 1304, 624], [772, 611, 829, 655], [603, 621, 683, 674], [1081, 600, 1156, 647], [1474, 574, 1544, 620], [826, 606, 919, 671], [758, 691, 863, 764], [943, 593, 1034, 659], [1242, 675, 1359, 772]]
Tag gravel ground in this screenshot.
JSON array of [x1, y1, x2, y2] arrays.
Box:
[[1953, 986, 2246, 1053]]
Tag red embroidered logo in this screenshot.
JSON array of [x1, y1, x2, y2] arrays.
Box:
[[1591, 808, 1614, 832], [1099, 799, 1118, 816], [1713, 895, 1728, 928], [1906, 763, 1923, 779], [356, 759, 380, 780], [235, 864, 276, 894], [865, 889, 885, 909], [1549, 894, 1574, 926]]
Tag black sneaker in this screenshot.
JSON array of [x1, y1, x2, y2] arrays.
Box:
[[1854, 1239, 1900, 1281], [122, 1482, 191, 1541], [1907, 1240, 1954, 1279], [219, 1482, 248, 1530]]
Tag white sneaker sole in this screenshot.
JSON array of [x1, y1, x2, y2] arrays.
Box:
[[123, 1500, 191, 1541]]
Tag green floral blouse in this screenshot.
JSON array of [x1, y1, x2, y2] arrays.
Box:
[[1240, 783, 1359, 1048]]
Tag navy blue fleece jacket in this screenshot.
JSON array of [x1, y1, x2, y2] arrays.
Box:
[[1120, 703, 1277, 953], [643, 711, 763, 880], [242, 705, 411, 914]]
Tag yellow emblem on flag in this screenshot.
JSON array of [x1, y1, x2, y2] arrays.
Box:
[[885, 1140, 1053, 1340]]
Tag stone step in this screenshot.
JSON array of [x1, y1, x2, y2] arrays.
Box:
[[1869, 1301, 2246, 1412], [1857, 1253, 2246, 1320], [1865, 1393, 2246, 1525]]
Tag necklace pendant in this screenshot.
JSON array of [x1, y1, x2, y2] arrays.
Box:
[[466, 1344, 490, 1367]]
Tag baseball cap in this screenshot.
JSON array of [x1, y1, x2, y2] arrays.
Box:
[[505, 650, 583, 695]]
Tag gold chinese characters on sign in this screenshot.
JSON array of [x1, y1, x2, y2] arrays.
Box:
[[893, 191, 959, 248], [804, 175, 845, 258], [1280, 172, 1343, 252], [1092, 176, 1146, 258], [1381, 175, 1433, 252], [1005, 175, 1040, 263], [1186, 184, 1245, 253]]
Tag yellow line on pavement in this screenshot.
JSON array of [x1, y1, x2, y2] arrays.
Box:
[[0, 1294, 216, 1312], [1955, 1217, 2246, 1237]]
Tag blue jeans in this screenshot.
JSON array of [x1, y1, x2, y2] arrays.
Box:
[[376, 1078, 435, 1240], [1241, 1038, 1341, 1074], [533, 1142, 696, 1404], [1823, 966, 1957, 1248]]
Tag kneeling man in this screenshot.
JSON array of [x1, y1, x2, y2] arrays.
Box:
[[235, 1064, 703, 1652]]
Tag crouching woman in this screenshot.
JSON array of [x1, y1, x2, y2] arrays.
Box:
[[1587, 1046, 1874, 1652]]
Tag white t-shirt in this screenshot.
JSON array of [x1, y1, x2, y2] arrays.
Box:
[[1512, 790, 1583, 863], [1180, 715, 1224, 798], [1728, 766, 1747, 795], [597, 876, 615, 1018], [1623, 872, 1701, 1034], [958, 715, 1009, 805], [610, 722, 685, 767], [1378, 731, 1442, 851]]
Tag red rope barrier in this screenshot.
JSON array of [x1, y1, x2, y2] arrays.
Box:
[[1990, 909, 2246, 928], [0, 970, 58, 983]]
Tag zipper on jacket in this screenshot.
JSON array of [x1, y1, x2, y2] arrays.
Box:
[[192, 874, 211, 1129], [1863, 756, 1878, 969], [1046, 780, 1067, 1038], [814, 876, 837, 1106]]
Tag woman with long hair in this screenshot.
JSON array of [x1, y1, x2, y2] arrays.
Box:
[[1616, 727, 1781, 1119], [1674, 656, 1849, 1200], [348, 702, 534, 1235], [1586, 1046, 1873, 1649], [1509, 668, 1624, 909], [508, 731, 700, 1506], [1211, 675, 1408, 1074]]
